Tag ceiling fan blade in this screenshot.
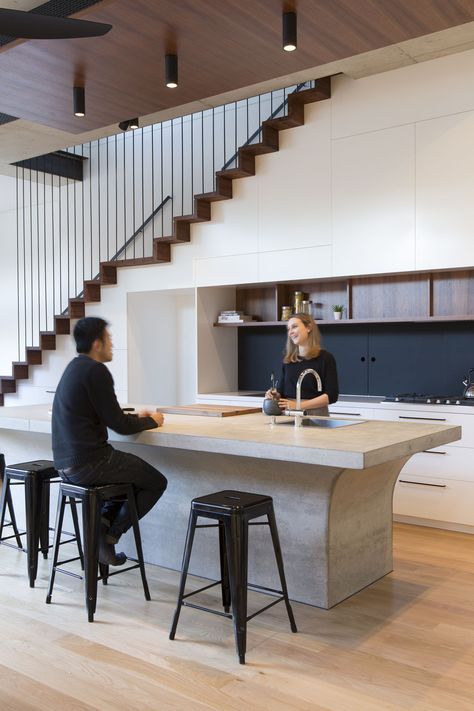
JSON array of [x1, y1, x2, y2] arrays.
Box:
[[0, 8, 112, 39]]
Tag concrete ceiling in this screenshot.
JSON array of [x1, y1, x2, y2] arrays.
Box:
[[1, 1, 474, 176]]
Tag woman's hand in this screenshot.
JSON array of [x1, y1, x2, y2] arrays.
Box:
[[264, 388, 280, 400], [278, 398, 296, 411]]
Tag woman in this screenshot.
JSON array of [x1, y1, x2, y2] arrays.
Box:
[[265, 313, 339, 416]]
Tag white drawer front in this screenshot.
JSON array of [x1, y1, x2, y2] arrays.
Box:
[[400, 446, 474, 483], [329, 405, 374, 420], [394, 478, 474, 526], [373, 407, 474, 447]]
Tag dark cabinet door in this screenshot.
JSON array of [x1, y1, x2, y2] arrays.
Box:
[[367, 322, 474, 396], [320, 325, 369, 395]]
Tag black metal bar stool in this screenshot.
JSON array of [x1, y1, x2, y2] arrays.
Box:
[[169, 490, 297, 664], [46, 481, 150, 622], [0, 459, 82, 587]]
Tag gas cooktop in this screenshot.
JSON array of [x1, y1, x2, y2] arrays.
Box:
[[384, 393, 474, 406]]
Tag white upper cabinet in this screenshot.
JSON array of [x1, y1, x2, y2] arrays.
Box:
[[415, 111, 474, 270], [332, 124, 415, 276]]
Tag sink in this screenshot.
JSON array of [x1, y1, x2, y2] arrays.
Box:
[[277, 417, 366, 428]]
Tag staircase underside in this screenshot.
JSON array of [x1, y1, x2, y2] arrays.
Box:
[[0, 78, 331, 406]]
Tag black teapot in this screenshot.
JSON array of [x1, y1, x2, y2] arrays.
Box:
[[262, 397, 283, 416], [462, 368, 474, 398]]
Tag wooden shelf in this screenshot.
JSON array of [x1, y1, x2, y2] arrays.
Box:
[[219, 269, 474, 325], [214, 314, 474, 327]]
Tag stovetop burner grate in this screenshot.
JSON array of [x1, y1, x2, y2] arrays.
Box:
[[384, 393, 474, 406]]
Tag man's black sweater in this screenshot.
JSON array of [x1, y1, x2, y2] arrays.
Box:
[[52, 355, 157, 469]]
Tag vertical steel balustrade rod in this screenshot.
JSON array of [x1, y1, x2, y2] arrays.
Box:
[[123, 134, 126, 258], [132, 129, 136, 258], [51, 173, 55, 319], [115, 135, 118, 257], [141, 127, 144, 257], [36, 169, 40, 336], [106, 136, 110, 262], [81, 145, 85, 283], [43, 172, 47, 331], [97, 139, 101, 265], [16, 166, 20, 360], [160, 124, 164, 238], [73, 152, 77, 295], [22, 168, 26, 354], [29, 171, 33, 345], [151, 124, 155, 239]]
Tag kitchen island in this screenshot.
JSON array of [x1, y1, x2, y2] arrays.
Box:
[[0, 404, 461, 608]]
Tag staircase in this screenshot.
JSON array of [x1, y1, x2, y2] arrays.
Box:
[[0, 78, 331, 406]]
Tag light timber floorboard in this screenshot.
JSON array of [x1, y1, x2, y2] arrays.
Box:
[[0, 523, 473, 710]]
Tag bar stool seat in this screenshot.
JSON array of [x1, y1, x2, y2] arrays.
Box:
[[0, 459, 81, 587], [46, 481, 150, 622], [169, 490, 297, 664]]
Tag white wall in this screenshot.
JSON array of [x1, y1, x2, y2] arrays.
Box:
[[3, 47, 474, 403]]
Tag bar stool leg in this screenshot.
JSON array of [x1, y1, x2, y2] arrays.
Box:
[[0, 477, 23, 548], [218, 521, 231, 613], [267, 506, 297, 633], [24, 473, 42, 588], [225, 515, 248, 664], [39, 479, 51, 559], [127, 486, 150, 600], [82, 491, 101, 622], [46, 492, 67, 604], [69, 498, 84, 570], [169, 510, 198, 640], [6, 490, 23, 548]]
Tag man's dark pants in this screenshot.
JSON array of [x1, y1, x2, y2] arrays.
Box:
[[60, 449, 167, 541]]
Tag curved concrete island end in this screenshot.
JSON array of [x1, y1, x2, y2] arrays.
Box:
[[0, 405, 461, 608]]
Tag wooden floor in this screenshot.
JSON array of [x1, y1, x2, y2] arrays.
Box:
[[0, 523, 473, 710]]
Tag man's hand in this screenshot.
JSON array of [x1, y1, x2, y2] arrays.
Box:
[[138, 410, 165, 427]]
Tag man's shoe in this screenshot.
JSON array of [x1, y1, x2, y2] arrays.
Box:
[[99, 523, 126, 566]]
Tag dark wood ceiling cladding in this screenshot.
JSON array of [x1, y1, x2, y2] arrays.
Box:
[[0, 0, 473, 134]]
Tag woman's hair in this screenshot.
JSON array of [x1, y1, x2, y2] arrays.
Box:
[[283, 313, 321, 363], [73, 317, 109, 354]]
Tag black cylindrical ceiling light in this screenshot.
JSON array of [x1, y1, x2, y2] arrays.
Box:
[[129, 118, 139, 129], [282, 11, 297, 52], [73, 85, 85, 116], [165, 53, 178, 88]]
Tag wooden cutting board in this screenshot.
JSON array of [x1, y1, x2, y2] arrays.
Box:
[[156, 404, 261, 417]]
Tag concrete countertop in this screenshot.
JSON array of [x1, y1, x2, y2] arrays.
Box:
[[0, 404, 461, 470]]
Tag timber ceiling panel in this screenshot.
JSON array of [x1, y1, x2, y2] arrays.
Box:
[[1, 0, 474, 134]]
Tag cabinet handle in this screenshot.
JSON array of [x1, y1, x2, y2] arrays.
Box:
[[334, 411, 361, 416], [398, 415, 447, 422], [399, 479, 447, 488], [421, 450, 447, 455]]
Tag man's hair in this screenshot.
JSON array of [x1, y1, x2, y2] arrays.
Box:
[[73, 317, 109, 354]]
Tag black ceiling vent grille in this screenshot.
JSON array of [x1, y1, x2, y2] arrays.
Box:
[[0, 112, 18, 125], [0, 0, 104, 46]]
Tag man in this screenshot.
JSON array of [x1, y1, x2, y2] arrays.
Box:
[[52, 317, 167, 566]]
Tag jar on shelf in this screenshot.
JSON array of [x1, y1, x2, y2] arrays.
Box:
[[293, 291, 303, 313], [301, 300, 312, 315], [281, 305, 292, 321]]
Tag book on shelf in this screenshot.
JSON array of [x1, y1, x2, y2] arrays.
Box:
[[217, 312, 253, 323]]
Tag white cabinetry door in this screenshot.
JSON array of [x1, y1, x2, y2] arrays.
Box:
[[371, 403, 474, 529]]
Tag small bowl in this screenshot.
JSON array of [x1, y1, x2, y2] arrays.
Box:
[[262, 398, 282, 416]]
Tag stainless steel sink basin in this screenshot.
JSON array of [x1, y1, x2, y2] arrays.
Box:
[[277, 417, 365, 428]]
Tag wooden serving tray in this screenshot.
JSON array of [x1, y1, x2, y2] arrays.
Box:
[[156, 404, 261, 417]]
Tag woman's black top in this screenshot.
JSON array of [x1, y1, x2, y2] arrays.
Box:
[[279, 350, 339, 404]]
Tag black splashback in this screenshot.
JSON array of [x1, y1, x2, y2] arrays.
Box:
[[238, 322, 474, 396]]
